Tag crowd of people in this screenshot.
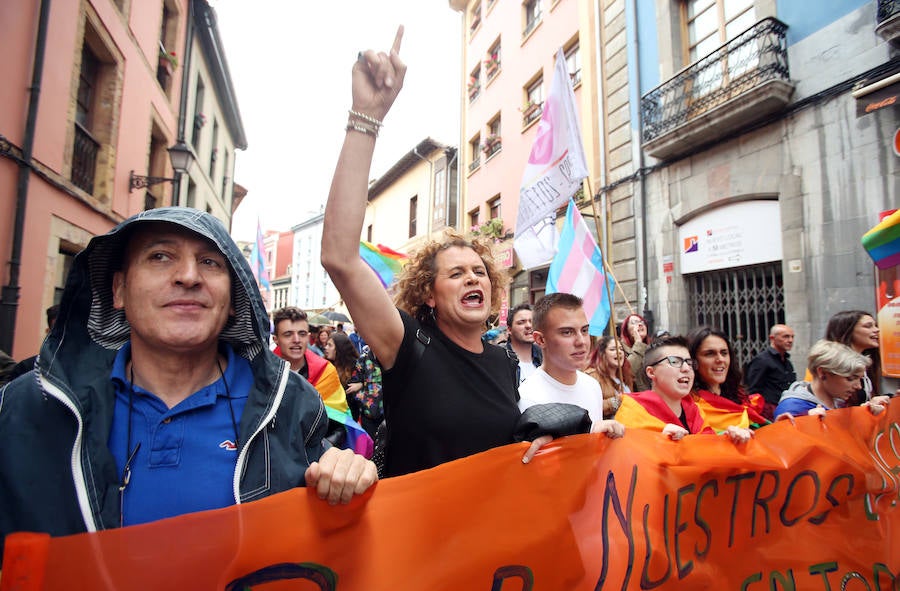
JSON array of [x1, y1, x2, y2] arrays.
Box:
[[0, 25, 894, 564]]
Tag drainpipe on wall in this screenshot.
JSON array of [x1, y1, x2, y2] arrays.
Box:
[[626, 0, 649, 324], [593, 0, 610, 263], [0, 0, 51, 355], [173, 0, 196, 206], [444, 147, 458, 228]]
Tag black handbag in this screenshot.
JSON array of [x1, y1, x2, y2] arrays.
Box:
[[512, 403, 592, 442]]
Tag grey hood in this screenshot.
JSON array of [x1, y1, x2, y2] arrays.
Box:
[[778, 381, 818, 405], [43, 207, 269, 380]]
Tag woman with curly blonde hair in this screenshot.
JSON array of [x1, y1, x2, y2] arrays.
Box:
[[321, 29, 554, 477], [393, 232, 507, 327]]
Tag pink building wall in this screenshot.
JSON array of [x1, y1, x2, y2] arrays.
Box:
[[0, 0, 185, 359], [464, 0, 582, 235]]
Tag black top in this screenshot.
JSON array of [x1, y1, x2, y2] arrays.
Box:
[[744, 346, 796, 406], [382, 310, 520, 477]]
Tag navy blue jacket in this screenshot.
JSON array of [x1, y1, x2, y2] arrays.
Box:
[[0, 208, 328, 559]]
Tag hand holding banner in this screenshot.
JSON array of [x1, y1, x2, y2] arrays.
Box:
[[4, 405, 899, 590]]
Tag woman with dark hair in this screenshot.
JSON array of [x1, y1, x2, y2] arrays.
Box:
[[324, 332, 359, 390], [620, 314, 651, 392], [309, 327, 330, 357], [584, 335, 633, 417], [818, 310, 897, 402], [687, 327, 768, 429]]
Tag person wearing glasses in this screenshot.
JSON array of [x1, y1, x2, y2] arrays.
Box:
[[615, 335, 753, 443]]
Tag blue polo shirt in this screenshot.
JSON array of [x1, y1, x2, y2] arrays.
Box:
[[108, 342, 252, 526]]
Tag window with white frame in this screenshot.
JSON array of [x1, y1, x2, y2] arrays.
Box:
[[565, 39, 581, 87], [523, 75, 543, 126]]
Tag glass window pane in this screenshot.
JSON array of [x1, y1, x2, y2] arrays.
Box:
[[725, 9, 755, 40], [692, 33, 721, 61], [689, 6, 718, 46], [527, 78, 543, 103], [687, 0, 715, 20], [723, 0, 753, 21]]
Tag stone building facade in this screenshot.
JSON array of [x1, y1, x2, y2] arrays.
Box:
[[630, 0, 898, 375]]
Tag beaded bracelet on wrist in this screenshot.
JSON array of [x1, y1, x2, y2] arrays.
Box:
[[346, 120, 378, 138], [348, 109, 383, 128]]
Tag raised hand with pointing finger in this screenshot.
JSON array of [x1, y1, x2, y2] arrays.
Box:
[[350, 26, 406, 128]]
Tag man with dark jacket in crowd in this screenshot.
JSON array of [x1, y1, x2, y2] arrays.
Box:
[[506, 303, 543, 383], [744, 324, 796, 420], [0, 208, 376, 561]]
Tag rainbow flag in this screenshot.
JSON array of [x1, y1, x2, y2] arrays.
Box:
[[862, 209, 900, 269], [325, 406, 374, 459], [359, 241, 407, 288]]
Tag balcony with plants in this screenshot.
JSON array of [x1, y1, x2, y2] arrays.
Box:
[[640, 17, 793, 160], [468, 75, 481, 102], [469, 217, 512, 243], [485, 52, 501, 82], [156, 42, 178, 90], [520, 100, 542, 127], [482, 134, 502, 159]]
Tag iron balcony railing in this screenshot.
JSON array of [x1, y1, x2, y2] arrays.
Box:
[[72, 121, 99, 194], [468, 156, 481, 173], [878, 0, 899, 22], [522, 102, 543, 127], [483, 140, 502, 158], [641, 17, 789, 144]]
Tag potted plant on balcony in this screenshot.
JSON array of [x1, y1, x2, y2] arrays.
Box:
[[520, 100, 541, 119], [468, 76, 480, 99], [484, 53, 500, 75], [481, 133, 501, 155], [158, 49, 178, 74], [470, 218, 507, 242]]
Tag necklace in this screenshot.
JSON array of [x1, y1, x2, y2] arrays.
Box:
[[118, 357, 239, 527]]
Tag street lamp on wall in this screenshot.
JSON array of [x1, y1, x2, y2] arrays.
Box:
[[128, 139, 195, 193]]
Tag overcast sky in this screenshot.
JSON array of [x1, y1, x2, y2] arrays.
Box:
[[210, 1, 462, 241]]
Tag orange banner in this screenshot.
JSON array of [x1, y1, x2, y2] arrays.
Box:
[[3, 405, 900, 590]]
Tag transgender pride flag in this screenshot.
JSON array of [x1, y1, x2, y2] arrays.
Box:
[[546, 199, 615, 336], [250, 219, 271, 291]]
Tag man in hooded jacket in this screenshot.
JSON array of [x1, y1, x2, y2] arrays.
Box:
[[0, 208, 376, 560]]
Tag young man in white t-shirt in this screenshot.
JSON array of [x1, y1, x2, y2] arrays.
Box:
[[519, 293, 624, 438]]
